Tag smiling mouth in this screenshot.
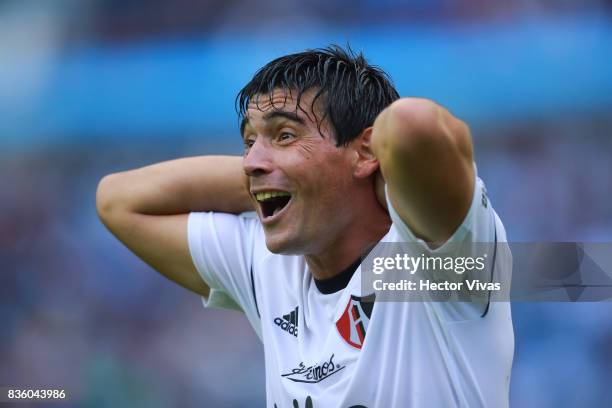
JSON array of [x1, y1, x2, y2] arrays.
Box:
[[255, 191, 292, 218]]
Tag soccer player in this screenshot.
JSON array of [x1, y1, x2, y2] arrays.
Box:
[[96, 46, 514, 407]]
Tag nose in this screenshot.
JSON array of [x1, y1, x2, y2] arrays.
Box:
[[243, 137, 274, 177]]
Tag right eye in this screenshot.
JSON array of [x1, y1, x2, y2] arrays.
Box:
[[244, 136, 256, 150]]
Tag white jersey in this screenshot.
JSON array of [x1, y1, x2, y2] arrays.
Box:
[[188, 171, 514, 408]]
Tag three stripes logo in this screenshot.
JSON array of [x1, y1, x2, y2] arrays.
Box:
[[274, 306, 299, 337]]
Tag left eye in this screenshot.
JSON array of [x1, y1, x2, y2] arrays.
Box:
[[278, 132, 295, 141]]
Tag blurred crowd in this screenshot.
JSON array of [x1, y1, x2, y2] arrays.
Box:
[[9, 0, 612, 44]]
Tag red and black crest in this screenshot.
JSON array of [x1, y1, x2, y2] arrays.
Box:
[[335, 294, 375, 349]]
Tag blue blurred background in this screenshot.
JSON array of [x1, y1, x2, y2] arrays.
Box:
[[1, 0, 612, 406]]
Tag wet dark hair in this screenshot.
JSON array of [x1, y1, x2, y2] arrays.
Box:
[[236, 45, 400, 146]]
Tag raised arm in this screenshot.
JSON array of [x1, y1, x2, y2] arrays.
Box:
[[372, 98, 474, 244], [96, 155, 251, 296]]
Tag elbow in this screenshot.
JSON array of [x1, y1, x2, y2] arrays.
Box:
[[388, 98, 440, 127], [384, 98, 444, 150], [96, 173, 121, 225], [374, 98, 471, 162]]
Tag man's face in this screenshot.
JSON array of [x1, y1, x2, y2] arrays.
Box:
[[241, 88, 358, 254]]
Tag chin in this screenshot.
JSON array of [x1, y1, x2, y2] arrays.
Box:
[[264, 238, 292, 255], [264, 233, 303, 255]]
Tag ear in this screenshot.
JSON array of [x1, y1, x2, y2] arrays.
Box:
[[350, 127, 380, 179]]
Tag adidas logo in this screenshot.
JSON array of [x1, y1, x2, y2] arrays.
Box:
[[274, 306, 299, 337]]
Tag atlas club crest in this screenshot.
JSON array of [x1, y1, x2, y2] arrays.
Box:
[[335, 294, 375, 349]]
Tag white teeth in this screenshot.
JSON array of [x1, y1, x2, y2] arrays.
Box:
[[255, 191, 290, 202]]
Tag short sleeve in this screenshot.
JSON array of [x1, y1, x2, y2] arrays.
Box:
[[187, 211, 263, 339], [385, 166, 508, 320], [385, 168, 496, 249]]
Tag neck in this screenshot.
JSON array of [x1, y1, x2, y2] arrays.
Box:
[[306, 198, 391, 281]]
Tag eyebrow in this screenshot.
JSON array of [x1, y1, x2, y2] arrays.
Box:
[[263, 110, 305, 125], [240, 109, 306, 137]]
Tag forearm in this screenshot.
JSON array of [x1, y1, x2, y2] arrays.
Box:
[[97, 155, 252, 218]]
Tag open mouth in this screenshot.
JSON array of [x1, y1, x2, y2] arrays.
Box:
[[254, 191, 292, 218]]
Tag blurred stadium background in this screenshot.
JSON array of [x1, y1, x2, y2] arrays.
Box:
[[1, 0, 612, 406]]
